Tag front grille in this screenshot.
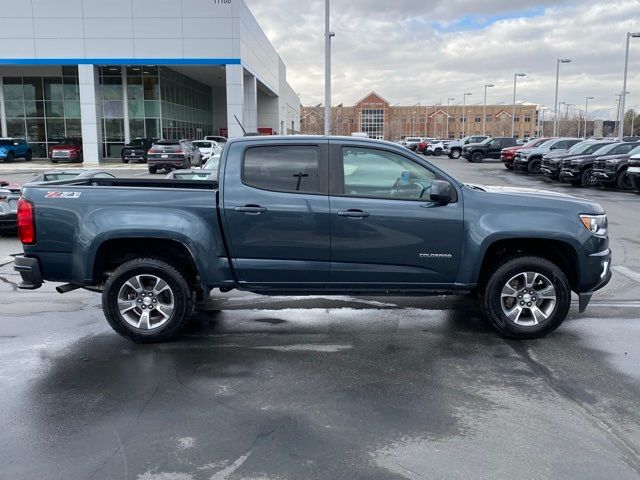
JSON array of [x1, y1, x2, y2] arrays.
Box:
[[561, 159, 573, 169], [594, 160, 606, 170]]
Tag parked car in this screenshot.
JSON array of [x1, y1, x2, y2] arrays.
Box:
[[559, 142, 639, 187], [540, 140, 617, 180], [415, 138, 438, 154], [627, 154, 640, 191], [446, 136, 490, 159], [0, 138, 32, 162], [462, 137, 518, 163], [147, 139, 203, 174], [165, 169, 217, 181], [424, 140, 452, 156], [501, 137, 551, 170], [591, 144, 640, 190], [204, 135, 227, 146], [15, 136, 611, 342], [0, 180, 21, 235], [49, 138, 83, 164], [513, 138, 582, 174], [121, 138, 155, 164], [192, 140, 222, 162], [402, 137, 425, 151], [26, 169, 116, 184]]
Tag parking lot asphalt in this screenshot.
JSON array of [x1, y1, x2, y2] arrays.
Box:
[[1, 157, 640, 479]]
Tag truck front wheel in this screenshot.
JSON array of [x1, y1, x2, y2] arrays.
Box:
[[479, 256, 571, 339], [102, 258, 194, 343], [449, 149, 461, 159]]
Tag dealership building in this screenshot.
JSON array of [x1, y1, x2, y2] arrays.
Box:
[[0, 0, 300, 163]]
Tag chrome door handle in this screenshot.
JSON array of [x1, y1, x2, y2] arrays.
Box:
[[337, 209, 370, 218], [234, 205, 267, 214]]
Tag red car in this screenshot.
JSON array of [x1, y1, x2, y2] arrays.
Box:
[[49, 138, 83, 164], [501, 137, 550, 169]]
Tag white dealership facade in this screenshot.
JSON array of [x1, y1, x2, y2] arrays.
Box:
[[0, 0, 300, 163]]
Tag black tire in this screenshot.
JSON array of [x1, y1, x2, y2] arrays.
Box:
[[6, 151, 14, 162], [479, 256, 571, 339], [528, 158, 542, 174], [434, 148, 442, 156], [50, 159, 58, 164], [617, 169, 633, 190], [148, 166, 157, 174], [77, 153, 83, 164], [102, 258, 194, 343], [25, 149, 32, 161], [505, 164, 514, 170], [470, 151, 484, 163], [581, 168, 598, 188], [122, 158, 129, 164], [449, 149, 461, 159]]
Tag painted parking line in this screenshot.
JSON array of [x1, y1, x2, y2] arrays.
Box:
[[612, 266, 640, 284], [0, 257, 13, 267]]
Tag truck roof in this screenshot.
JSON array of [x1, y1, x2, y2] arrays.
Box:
[[225, 135, 399, 147]]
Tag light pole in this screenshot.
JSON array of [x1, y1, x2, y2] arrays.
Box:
[[483, 84, 494, 136], [553, 59, 572, 136], [584, 96, 594, 138], [462, 93, 472, 137], [324, 0, 335, 136], [619, 32, 640, 139], [446, 97, 454, 139], [537, 106, 546, 137], [512, 73, 526, 138]]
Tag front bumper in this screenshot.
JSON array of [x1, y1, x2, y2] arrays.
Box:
[[628, 168, 640, 189], [512, 159, 529, 171], [541, 163, 561, 178], [592, 171, 616, 182], [559, 170, 579, 182], [13, 255, 43, 290]]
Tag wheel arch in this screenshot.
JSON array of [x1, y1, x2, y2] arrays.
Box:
[[476, 238, 580, 292]]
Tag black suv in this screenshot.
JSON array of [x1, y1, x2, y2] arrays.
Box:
[[592, 144, 640, 190], [559, 142, 638, 187], [541, 140, 617, 180], [463, 137, 517, 163], [121, 138, 156, 164]]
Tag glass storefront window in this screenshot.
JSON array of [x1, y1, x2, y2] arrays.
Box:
[[3, 78, 24, 100], [46, 118, 65, 140], [128, 101, 144, 118], [65, 119, 81, 137], [129, 119, 145, 138], [143, 76, 159, 100], [6, 119, 26, 137], [5, 101, 25, 117], [23, 77, 44, 101], [144, 100, 159, 117], [26, 118, 46, 142], [104, 118, 125, 142], [63, 77, 79, 100], [103, 101, 124, 118], [46, 101, 65, 118], [24, 100, 45, 117], [64, 101, 81, 118], [44, 78, 64, 101]]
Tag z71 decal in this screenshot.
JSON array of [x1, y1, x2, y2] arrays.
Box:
[[45, 191, 82, 199]]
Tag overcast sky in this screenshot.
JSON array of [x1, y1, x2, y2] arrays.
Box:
[[245, 0, 640, 119]]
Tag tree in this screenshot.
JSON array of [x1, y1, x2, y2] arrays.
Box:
[[624, 108, 640, 136]]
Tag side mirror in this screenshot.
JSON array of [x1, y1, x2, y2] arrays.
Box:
[[429, 180, 455, 205]]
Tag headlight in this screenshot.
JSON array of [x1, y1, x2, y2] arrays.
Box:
[[580, 214, 607, 235], [606, 158, 623, 164]]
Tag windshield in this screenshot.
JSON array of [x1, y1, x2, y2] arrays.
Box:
[[478, 138, 492, 145], [42, 173, 80, 181], [192, 141, 213, 149], [593, 143, 633, 156], [567, 141, 596, 154], [583, 142, 614, 155], [627, 145, 640, 156], [524, 138, 547, 148], [127, 139, 149, 147], [0, 139, 14, 146]]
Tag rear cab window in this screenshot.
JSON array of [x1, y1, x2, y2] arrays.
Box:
[[242, 145, 321, 194]]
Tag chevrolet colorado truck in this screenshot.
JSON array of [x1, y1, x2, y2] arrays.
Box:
[[14, 136, 612, 342]]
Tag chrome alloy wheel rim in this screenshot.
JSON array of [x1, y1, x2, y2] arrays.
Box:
[[500, 272, 557, 326], [117, 275, 175, 330]]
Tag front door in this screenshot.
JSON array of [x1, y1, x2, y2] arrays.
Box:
[[221, 141, 330, 284], [329, 144, 464, 286]]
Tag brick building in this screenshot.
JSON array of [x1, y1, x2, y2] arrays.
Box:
[[300, 92, 540, 141]]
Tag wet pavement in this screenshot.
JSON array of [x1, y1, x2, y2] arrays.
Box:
[[1, 157, 640, 479]]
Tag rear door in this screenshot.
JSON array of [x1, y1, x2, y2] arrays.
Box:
[[328, 142, 464, 286], [221, 140, 330, 284]]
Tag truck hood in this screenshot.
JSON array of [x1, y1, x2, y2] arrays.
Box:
[[465, 184, 604, 213]]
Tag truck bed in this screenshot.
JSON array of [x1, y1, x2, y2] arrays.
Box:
[[37, 177, 218, 190]]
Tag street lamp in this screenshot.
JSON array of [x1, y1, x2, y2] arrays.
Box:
[[619, 32, 640, 139], [512, 73, 526, 138], [584, 96, 594, 138], [537, 106, 546, 137], [483, 84, 494, 136], [324, 0, 335, 136], [462, 93, 472, 137], [553, 59, 572, 136], [446, 97, 455, 138]]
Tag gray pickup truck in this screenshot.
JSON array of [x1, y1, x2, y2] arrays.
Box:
[[14, 136, 611, 342]]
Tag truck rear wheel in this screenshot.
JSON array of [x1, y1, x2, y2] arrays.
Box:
[[102, 258, 194, 343], [479, 256, 571, 339]]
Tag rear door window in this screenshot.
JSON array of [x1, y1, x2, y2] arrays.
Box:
[[243, 145, 320, 194]]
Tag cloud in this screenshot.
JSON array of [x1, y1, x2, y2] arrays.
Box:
[[245, 0, 640, 119]]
